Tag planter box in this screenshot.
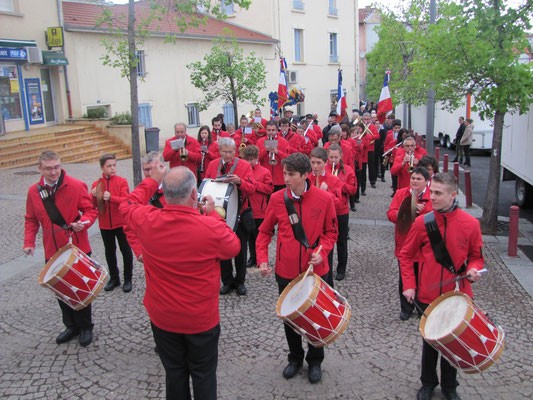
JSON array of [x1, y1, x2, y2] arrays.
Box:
[[66, 118, 112, 132], [107, 124, 146, 154]]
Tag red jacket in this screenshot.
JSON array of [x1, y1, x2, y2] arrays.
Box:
[[311, 123, 323, 141], [310, 171, 343, 215], [24, 170, 97, 260], [387, 187, 432, 257], [399, 207, 484, 304], [163, 135, 202, 178], [212, 129, 228, 142], [204, 156, 256, 199], [360, 134, 372, 164], [390, 147, 428, 189], [91, 174, 130, 229], [324, 141, 354, 168], [256, 135, 290, 186], [256, 183, 338, 279], [247, 163, 273, 219], [346, 137, 362, 169], [120, 178, 240, 333], [365, 124, 380, 151], [280, 131, 305, 154], [326, 163, 357, 215]]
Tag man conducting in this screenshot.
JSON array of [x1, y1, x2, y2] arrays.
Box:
[[120, 164, 240, 400]]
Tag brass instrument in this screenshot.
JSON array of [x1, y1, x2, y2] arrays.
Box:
[[408, 151, 415, 173], [266, 138, 278, 165], [356, 123, 372, 140], [269, 150, 278, 165], [332, 162, 339, 176], [382, 141, 403, 167], [239, 141, 247, 158], [179, 147, 188, 162], [248, 110, 264, 134]]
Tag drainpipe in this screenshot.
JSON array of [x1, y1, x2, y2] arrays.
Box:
[[56, 0, 73, 119]]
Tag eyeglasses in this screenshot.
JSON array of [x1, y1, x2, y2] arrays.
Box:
[[220, 150, 235, 155], [41, 165, 61, 172]]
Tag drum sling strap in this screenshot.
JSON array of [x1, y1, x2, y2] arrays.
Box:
[[36, 172, 73, 231], [424, 211, 466, 276], [149, 191, 164, 209], [217, 158, 239, 177], [284, 189, 311, 250]]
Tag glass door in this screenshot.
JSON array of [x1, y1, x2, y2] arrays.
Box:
[[40, 69, 55, 123]]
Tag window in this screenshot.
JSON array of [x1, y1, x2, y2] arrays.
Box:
[[220, 0, 234, 16], [0, 65, 22, 120], [186, 103, 200, 127], [294, 29, 303, 62], [135, 50, 146, 77], [293, 0, 304, 11], [329, 33, 338, 63], [0, 0, 14, 13], [329, 0, 338, 16], [222, 103, 235, 125]]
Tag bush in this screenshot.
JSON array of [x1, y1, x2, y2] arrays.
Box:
[[112, 112, 132, 125], [85, 107, 108, 119]]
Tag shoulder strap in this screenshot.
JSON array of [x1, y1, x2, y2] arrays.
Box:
[[36, 184, 70, 230], [149, 190, 164, 209], [283, 189, 310, 249]]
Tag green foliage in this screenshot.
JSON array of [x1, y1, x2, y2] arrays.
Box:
[[187, 34, 267, 117], [112, 111, 132, 125], [85, 107, 108, 119]]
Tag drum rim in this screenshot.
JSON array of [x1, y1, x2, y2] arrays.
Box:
[[419, 290, 474, 344], [276, 271, 320, 320], [38, 244, 78, 287], [318, 307, 352, 347]]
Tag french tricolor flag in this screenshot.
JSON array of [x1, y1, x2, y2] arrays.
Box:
[[377, 70, 393, 124], [277, 57, 288, 110], [336, 69, 347, 120]]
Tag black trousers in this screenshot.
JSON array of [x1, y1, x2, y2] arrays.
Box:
[[328, 213, 349, 275], [151, 322, 220, 400], [221, 223, 247, 286], [376, 145, 385, 178], [46, 255, 93, 330], [276, 274, 326, 366], [359, 164, 367, 194], [245, 218, 263, 262], [462, 145, 471, 165], [367, 150, 377, 184], [391, 174, 398, 193], [100, 227, 133, 283], [398, 261, 419, 314], [419, 303, 458, 392]]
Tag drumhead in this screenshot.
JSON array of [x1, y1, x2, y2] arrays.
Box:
[[198, 179, 239, 230], [424, 294, 468, 340], [43, 249, 72, 282], [280, 276, 316, 317]]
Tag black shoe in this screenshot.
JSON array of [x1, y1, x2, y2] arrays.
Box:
[[308, 364, 322, 384], [417, 385, 435, 400], [246, 258, 256, 268], [464, 164, 471, 167], [381, 177, 385, 182], [400, 312, 411, 321], [335, 273, 345, 281], [354, 198, 360, 203], [56, 328, 79, 344], [282, 362, 302, 379], [104, 279, 120, 291], [79, 329, 93, 347], [220, 284, 233, 295], [350, 205, 356, 212], [122, 280, 132, 293], [371, 183, 376, 188], [236, 284, 247, 296], [154, 345, 159, 353], [443, 390, 462, 400], [361, 192, 366, 196], [452, 158, 458, 162]]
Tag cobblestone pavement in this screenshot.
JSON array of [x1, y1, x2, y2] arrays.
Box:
[[1, 160, 533, 399]]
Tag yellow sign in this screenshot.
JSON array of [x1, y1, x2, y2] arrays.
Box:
[[10, 79, 19, 93], [46, 27, 63, 47]]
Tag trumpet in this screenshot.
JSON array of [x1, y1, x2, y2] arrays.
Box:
[[356, 123, 372, 140], [382, 141, 403, 167], [269, 150, 278, 165], [408, 151, 415, 173], [332, 161, 339, 176], [239, 141, 247, 158], [179, 147, 188, 162]]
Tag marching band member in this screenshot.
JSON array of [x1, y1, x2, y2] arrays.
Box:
[[326, 144, 357, 280], [321, 111, 338, 145], [353, 122, 371, 197], [295, 124, 314, 157], [90, 153, 134, 293], [279, 118, 305, 154], [257, 153, 338, 384], [305, 113, 323, 142], [211, 116, 228, 141], [418, 155, 439, 186], [391, 134, 428, 190], [399, 173, 484, 400], [226, 123, 242, 147], [24, 150, 97, 347], [253, 107, 268, 128], [361, 112, 381, 188], [257, 120, 290, 192], [299, 119, 318, 147], [120, 164, 240, 400], [323, 126, 354, 168], [205, 137, 255, 296], [240, 145, 274, 268], [197, 125, 219, 183], [387, 167, 432, 321], [163, 122, 202, 178]]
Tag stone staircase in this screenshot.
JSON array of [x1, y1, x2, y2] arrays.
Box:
[[0, 125, 132, 170]]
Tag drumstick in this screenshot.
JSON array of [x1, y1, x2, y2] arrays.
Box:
[[412, 300, 427, 319], [291, 245, 323, 299], [80, 220, 91, 225], [430, 268, 488, 289]]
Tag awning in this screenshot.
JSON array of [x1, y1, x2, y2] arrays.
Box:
[[42, 51, 69, 66], [0, 39, 37, 48]]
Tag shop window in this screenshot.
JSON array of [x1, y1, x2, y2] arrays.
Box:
[[136, 50, 146, 77], [0, 65, 22, 120], [186, 103, 200, 127]]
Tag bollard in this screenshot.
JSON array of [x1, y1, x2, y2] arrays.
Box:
[[464, 170, 472, 207], [422, 138, 426, 149], [453, 162, 459, 186], [443, 154, 449, 173], [508, 205, 520, 257], [435, 146, 440, 162]]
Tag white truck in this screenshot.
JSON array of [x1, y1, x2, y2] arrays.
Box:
[[501, 104, 533, 208]]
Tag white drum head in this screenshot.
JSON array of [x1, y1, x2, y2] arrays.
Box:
[[43, 249, 73, 282], [199, 179, 239, 230], [280, 276, 316, 317], [424, 295, 468, 340]]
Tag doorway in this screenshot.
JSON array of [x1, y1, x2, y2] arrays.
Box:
[[40, 69, 56, 124]]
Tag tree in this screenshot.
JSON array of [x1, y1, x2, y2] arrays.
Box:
[[96, 0, 252, 186], [187, 34, 267, 125]]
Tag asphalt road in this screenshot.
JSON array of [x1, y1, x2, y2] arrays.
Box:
[[437, 146, 533, 223]]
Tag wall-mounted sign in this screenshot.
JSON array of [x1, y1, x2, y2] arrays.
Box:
[[46, 27, 64, 48], [0, 47, 27, 61], [24, 78, 44, 125]]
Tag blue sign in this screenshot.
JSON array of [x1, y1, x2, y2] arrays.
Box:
[[0, 47, 28, 61], [24, 78, 44, 125]]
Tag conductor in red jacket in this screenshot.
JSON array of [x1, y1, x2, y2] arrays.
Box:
[[91, 153, 133, 293], [399, 173, 484, 400], [257, 153, 338, 385], [163, 122, 202, 178], [120, 164, 240, 400], [24, 150, 97, 347]]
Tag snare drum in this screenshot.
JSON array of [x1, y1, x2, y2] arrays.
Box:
[[420, 291, 505, 373], [276, 272, 351, 347], [198, 179, 239, 230], [38, 244, 108, 310]]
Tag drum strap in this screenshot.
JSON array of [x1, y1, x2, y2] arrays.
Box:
[[424, 212, 466, 275], [149, 190, 164, 209], [36, 172, 71, 231], [217, 157, 239, 177], [284, 189, 310, 249]]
